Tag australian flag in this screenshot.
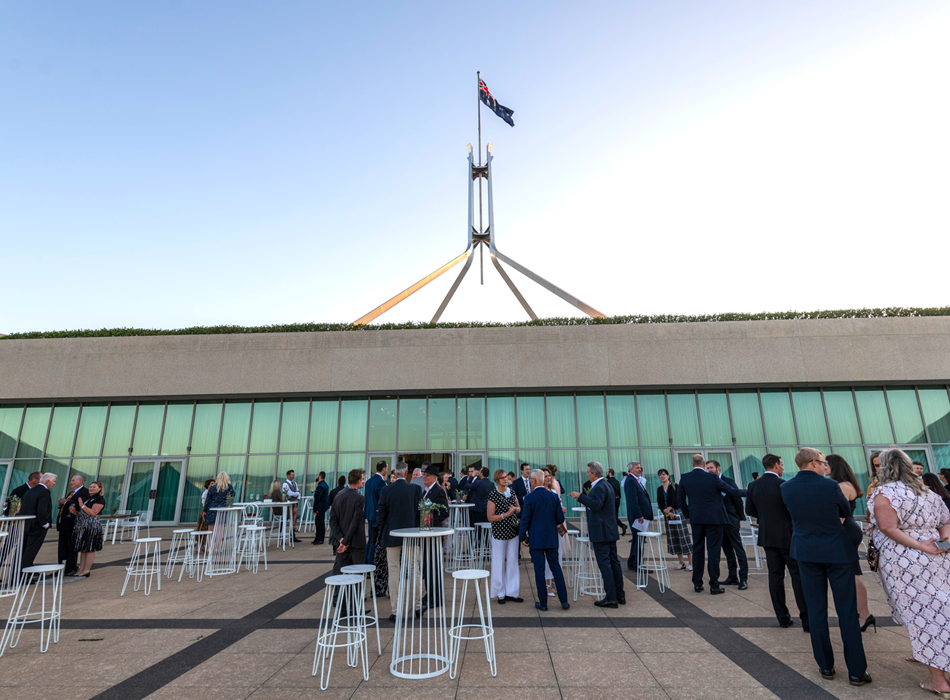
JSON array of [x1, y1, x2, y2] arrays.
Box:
[[479, 79, 515, 127]]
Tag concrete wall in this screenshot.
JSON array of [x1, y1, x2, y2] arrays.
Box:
[[2, 317, 950, 401]]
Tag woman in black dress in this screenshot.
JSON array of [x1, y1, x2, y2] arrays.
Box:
[[826, 454, 874, 631], [656, 469, 692, 570], [73, 480, 106, 578]]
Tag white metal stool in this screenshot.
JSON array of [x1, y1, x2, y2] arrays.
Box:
[[573, 536, 604, 601], [122, 537, 162, 596], [312, 574, 369, 690], [341, 564, 381, 656], [238, 525, 268, 574], [562, 529, 580, 588], [298, 497, 315, 533], [164, 529, 193, 578], [179, 531, 212, 582], [474, 522, 492, 569], [0, 564, 64, 655], [449, 526, 477, 572], [448, 569, 495, 679], [637, 531, 670, 592]]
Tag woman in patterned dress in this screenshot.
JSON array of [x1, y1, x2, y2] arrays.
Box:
[[656, 469, 692, 571], [72, 480, 105, 578], [487, 469, 522, 604], [869, 448, 950, 697]]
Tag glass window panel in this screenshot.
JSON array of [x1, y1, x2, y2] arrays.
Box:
[[854, 388, 894, 444], [248, 401, 280, 454], [337, 454, 365, 487], [576, 394, 607, 448], [761, 390, 797, 445], [8, 460, 39, 500], [565, 449, 596, 512], [102, 404, 135, 457], [769, 447, 800, 480], [668, 392, 700, 447], [310, 399, 340, 452], [131, 403, 165, 456], [791, 390, 829, 445], [278, 454, 305, 489], [919, 387, 950, 443], [823, 390, 862, 444], [637, 393, 669, 447], [737, 449, 764, 489], [217, 455, 246, 500], [180, 456, 216, 523], [707, 450, 736, 482], [608, 448, 640, 516], [190, 402, 222, 455], [279, 401, 310, 453], [487, 451, 516, 479], [244, 455, 276, 503], [933, 445, 950, 473], [729, 391, 765, 445], [546, 395, 577, 449], [457, 395, 485, 450], [73, 404, 107, 458], [396, 397, 425, 451], [517, 395, 546, 449], [219, 402, 252, 454], [886, 388, 926, 444], [486, 395, 515, 449], [41, 458, 70, 499], [518, 450, 546, 471], [640, 449, 673, 507], [306, 454, 336, 497], [338, 399, 368, 452], [428, 397, 456, 451], [366, 398, 397, 451], [44, 405, 80, 459], [699, 392, 732, 447], [0, 406, 24, 459], [96, 458, 126, 515], [605, 394, 637, 447], [153, 460, 183, 521], [831, 445, 870, 516], [15, 405, 51, 459], [161, 402, 193, 456]]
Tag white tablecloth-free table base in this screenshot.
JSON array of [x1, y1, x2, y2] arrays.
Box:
[[0, 515, 33, 598], [206, 506, 243, 577]]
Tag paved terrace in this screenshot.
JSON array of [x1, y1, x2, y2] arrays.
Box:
[[0, 529, 926, 700]]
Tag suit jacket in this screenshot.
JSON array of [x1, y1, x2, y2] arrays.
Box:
[[518, 487, 564, 550], [20, 483, 53, 535], [656, 483, 679, 512], [457, 475, 472, 501], [606, 477, 622, 508], [677, 468, 745, 525], [781, 470, 855, 564], [363, 473, 386, 522], [328, 487, 365, 550], [3, 482, 31, 516], [720, 475, 746, 529], [327, 485, 345, 509], [624, 476, 653, 522], [577, 479, 619, 543], [57, 486, 90, 531], [313, 481, 330, 512], [744, 472, 793, 548], [376, 479, 421, 548], [421, 482, 450, 527], [512, 476, 531, 509], [446, 476, 459, 500], [469, 477, 494, 514]]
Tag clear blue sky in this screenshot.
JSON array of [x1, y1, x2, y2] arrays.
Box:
[[2, 1, 947, 332]]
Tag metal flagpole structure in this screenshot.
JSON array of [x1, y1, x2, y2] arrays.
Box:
[[477, 71, 484, 285]]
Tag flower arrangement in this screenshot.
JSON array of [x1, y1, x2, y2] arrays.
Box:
[[8, 495, 21, 517], [226, 493, 234, 507], [418, 498, 447, 530]]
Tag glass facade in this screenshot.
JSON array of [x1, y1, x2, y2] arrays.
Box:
[[2, 385, 948, 522]]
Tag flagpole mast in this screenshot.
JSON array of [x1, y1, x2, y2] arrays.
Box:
[[477, 70, 484, 284]]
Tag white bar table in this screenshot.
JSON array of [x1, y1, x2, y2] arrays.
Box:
[[205, 506, 243, 577], [390, 526, 454, 679], [571, 507, 588, 537], [258, 501, 295, 551], [448, 503, 473, 529], [0, 516, 33, 598]]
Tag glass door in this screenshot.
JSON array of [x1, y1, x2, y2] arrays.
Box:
[[866, 445, 935, 473], [672, 449, 741, 484], [366, 453, 396, 493], [0, 461, 13, 510], [457, 452, 485, 478], [123, 458, 186, 524]]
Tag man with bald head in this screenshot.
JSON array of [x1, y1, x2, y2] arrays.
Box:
[[519, 470, 570, 611]]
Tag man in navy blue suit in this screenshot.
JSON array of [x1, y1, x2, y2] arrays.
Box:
[[469, 467, 494, 525], [512, 463, 532, 509], [570, 461, 625, 608], [782, 448, 870, 686], [363, 460, 388, 564], [677, 453, 747, 594], [623, 461, 653, 572], [519, 470, 570, 611], [706, 459, 749, 589]]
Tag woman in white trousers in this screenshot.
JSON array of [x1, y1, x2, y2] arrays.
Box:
[[487, 470, 523, 604]]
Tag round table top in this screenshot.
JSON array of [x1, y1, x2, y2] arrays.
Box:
[[452, 569, 489, 580], [571, 507, 586, 512], [0, 515, 34, 522], [326, 574, 363, 586], [255, 501, 292, 508], [476, 522, 491, 528], [449, 503, 474, 508], [391, 527, 454, 539], [209, 506, 246, 512], [341, 564, 376, 574], [99, 514, 138, 521], [23, 564, 64, 573]]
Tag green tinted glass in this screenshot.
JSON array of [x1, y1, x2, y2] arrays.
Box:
[[131, 404, 164, 456], [608, 448, 639, 477], [428, 397, 456, 451], [220, 402, 252, 454], [249, 401, 280, 454], [637, 393, 669, 447], [487, 451, 516, 477], [576, 394, 607, 448], [180, 456, 215, 523], [41, 458, 70, 498], [769, 446, 800, 479], [0, 405, 24, 459], [16, 405, 51, 459], [368, 398, 397, 451], [338, 399, 368, 452], [640, 449, 672, 504], [161, 402, 193, 456], [886, 388, 926, 444], [306, 454, 336, 496], [699, 392, 732, 446], [832, 445, 869, 515], [279, 401, 310, 453], [278, 454, 305, 492], [396, 397, 425, 451], [518, 449, 546, 470], [517, 395, 545, 449], [73, 404, 107, 458], [457, 396, 485, 450], [244, 455, 276, 502], [823, 390, 862, 444], [791, 390, 828, 444], [546, 395, 577, 449], [919, 387, 950, 443], [854, 388, 894, 443], [761, 391, 796, 445], [487, 395, 515, 448], [96, 457, 126, 515], [337, 453, 365, 483], [605, 394, 637, 447], [217, 455, 246, 499], [68, 458, 98, 489], [729, 391, 765, 445], [190, 402, 222, 454], [562, 449, 591, 511], [45, 405, 79, 459], [154, 460, 183, 521], [102, 404, 135, 457], [668, 393, 699, 447], [310, 399, 339, 452], [933, 444, 950, 472], [737, 449, 764, 487]]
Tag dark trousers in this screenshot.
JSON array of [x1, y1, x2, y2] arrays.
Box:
[[21, 527, 48, 569], [422, 538, 444, 607], [722, 524, 749, 582], [592, 540, 625, 602], [798, 560, 867, 677], [364, 521, 377, 563], [332, 545, 365, 576], [313, 510, 326, 544], [764, 546, 809, 626], [690, 523, 724, 587], [58, 524, 78, 572], [530, 549, 568, 606], [471, 510, 487, 526], [627, 527, 640, 569]]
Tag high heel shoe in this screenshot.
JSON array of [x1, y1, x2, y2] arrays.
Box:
[[859, 614, 876, 633]]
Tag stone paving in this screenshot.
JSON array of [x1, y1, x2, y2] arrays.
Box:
[[0, 526, 936, 700]]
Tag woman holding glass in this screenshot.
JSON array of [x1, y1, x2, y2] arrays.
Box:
[[72, 481, 106, 578], [487, 469, 522, 604]]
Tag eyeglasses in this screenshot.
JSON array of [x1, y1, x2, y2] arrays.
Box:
[[813, 459, 828, 466]]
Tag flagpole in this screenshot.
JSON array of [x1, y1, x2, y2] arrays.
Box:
[[477, 71, 484, 284]]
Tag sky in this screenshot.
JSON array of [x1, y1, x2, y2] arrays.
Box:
[[2, 1, 948, 333]]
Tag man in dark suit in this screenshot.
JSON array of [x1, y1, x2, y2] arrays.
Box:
[[311, 471, 330, 546], [570, 461, 625, 608], [705, 460, 749, 589], [520, 470, 570, 611], [457, 466, 475, 503], [3, 471, 40, 516], [377, 462, 421, 621], [20, 473, 56, 569], [512, 463, 532, 509], [419, 464, 450, 614], [782, 448, 870, 686], [58, 474, 90, 575], [329, 469, 366, 576], [444, 470, 458, 501], [623, 462, 653, 571], [327, 475, 346, 510], [745, 453, 809, 630], [469, 467, 494, 526], [363, 460, 388, 563], [606, 469, 627, 537], [677, 453, 747, 594]]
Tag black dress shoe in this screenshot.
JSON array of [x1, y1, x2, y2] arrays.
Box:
[[617, 596, 626, 605], [710, 587, 725, 595], [293, 537, 302, 543], [738, 581, 748, 590], [594, 599, 619, 608], [414, 603, 429, 618], [505, 596, 523, 603], [779, 619, 795, 629], [627, 565, 638, 571], [497, 598, 506, 604], [561, 603, 571, 610], [311, 540, 323, 545], [389, 614, 397, 622], [820, 667, 836, 680], [802, 623, 811, 633], [535, 602, 548, 612], [694, 585, 705, 593], [848, 672, 872, 686], [721, 577, 740, 586]]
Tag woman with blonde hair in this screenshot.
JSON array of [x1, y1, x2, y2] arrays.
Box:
[[869, 448, 950, 697], [487, 469, 522, 604], [268, 479, 284, 501], [202, 472, 235, 533]]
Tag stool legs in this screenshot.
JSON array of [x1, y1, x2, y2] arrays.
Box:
[[448, 575, 495, 679], [122, 540, 162, 596], [636, 535, 670, 593], [0, 568, 63, 655], [312, 581, 369, 690]]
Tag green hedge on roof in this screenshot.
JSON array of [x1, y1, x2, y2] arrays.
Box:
[[3, 306, 949, 339]]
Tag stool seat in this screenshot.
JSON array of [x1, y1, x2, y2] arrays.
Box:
[[237, 523, 268, 574], [638, 531, 661, 538], [21, 564, 64, 574], [191, 530, 212, 536], [134, 537, 162, 543], [448, 563, 495, 679], [244, 525, 265, 531], [172, 528, 192, 533], [475, 522, 491, 528], [326, 574, 362, 586], [637, 529, 670, 592], [451, 569, 489, 580], [456, 526, 475, 532], [340, 564, 375, 574]]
